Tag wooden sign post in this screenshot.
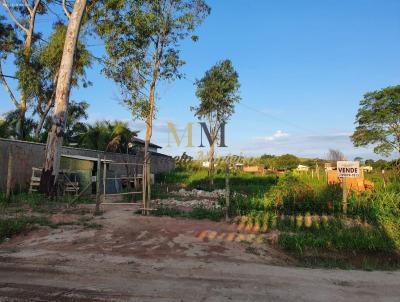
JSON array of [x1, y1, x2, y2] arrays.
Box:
[[337, 161, 360, 215]]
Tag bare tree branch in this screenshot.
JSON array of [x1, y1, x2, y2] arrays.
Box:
[[32, 0, 41, 15], [23, 0, 32, 14], [2, 0, 29, 33], [63, 0, 71, 18], [0, 61, 19, 108]]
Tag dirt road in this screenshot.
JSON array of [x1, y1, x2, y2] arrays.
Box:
[[0, 205, 399, 301]]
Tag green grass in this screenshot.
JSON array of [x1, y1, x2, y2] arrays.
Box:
[[277, 220, 395, 254], [156, 169, 278, 195], [0, 216, 56, 242], [151, 206, 224, 221], [156, 168, 400, 257], [0, 192, 94, 210]]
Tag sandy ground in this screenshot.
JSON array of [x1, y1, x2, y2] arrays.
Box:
[[0, 205, 399, 302]]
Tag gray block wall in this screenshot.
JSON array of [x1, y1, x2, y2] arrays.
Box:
[[0, 138, 175, 193]]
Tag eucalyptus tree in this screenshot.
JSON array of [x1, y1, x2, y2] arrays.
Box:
[[33, 22, 91, 137], [93, 0, 210, 208], [192, 60, 240, 186], [40, 0, 88, 195], [0, 14, 21, 112], [1, 0, 44, 138]]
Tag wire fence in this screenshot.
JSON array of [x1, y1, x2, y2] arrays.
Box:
[[102, 160, 144, 204]]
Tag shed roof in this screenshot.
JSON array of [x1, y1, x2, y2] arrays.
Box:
[[132, 137, 162, 149], [61, 154, 114, 163]]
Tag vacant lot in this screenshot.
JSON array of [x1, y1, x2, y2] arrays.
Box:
[[0, 205, 399, 302]]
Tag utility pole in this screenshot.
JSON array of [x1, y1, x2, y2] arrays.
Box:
[[225, 158, 230, 222]]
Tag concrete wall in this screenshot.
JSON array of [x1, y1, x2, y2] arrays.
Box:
[[0, 138, 175, 193]]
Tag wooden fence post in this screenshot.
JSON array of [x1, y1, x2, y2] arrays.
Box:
[[103, 158, 107, 202], [342, 177, 347, 215], [6, 146, 13, 200], [225, 159, 230, 222], [94, 155, 101, 215]]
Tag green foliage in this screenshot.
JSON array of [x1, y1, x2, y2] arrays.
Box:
[[80, 120, 138, 152], [152, 206, 224, 221], [0, 216, 54, 243], [40, 23, 91, 87], [352, 188, 400, 249], [278, 220, 395, 254], [1, 20, 92, 140], [0, 15, 21, 59], [351, 85, 400, 158], [157, 169, 278, 195], [189, 206, 224, 221], [259, 153, 310, 171], [0, 193, 93, 209], [271, 154, 300, 171], [94, 0, 210, 120], [229, 173, 400, 257], [260, 174, 342, 215], [39, 101, 90, 144], [0, 110, 37, 139], [193, 59, 241, 124]]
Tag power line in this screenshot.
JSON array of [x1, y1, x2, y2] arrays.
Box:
[[0, 73, 17, 80], [182, 74, 321, 135], [237, 102, 322, 135]]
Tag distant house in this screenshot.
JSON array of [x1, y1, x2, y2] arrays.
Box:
[[243, 165, 265, 174], [361, 166, 373, 172], [131, 137, 162, 153], [296, 164, 309, 172], [202, 161, 218, 168]]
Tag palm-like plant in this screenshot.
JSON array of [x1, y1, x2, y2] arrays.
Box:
[[81, 120, 138, 153], [1, 110, 37, 140]]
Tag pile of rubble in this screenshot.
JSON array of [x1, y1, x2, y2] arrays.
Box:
[[152, 198, 220, 210], [170, 188, 226, 199]]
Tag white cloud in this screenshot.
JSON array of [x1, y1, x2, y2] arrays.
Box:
[[233, 131, 391, 160], [257, 130, 289, 141]]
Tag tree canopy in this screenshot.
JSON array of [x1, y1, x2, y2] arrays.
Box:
[[93, 0, 210, 119], [351, 85, 400, 158], [193, 59, 241, 126]]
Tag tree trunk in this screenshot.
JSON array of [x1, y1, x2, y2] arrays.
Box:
[[39, 0, 87, 195], [209, 142, 215, 187], [143, 82, 156, 213]]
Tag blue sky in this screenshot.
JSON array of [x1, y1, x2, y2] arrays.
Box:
[[1, 0, 400, 160]]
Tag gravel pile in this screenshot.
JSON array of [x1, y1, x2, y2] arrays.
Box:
[[152, 198, 220, 209], [170, 188, 226, 199]]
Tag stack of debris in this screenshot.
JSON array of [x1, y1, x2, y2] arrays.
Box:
[[152, 198, 220, 209], [170, 188, 226, 199]]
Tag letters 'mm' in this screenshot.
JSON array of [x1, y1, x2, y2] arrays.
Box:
[[198, 122, 227, 147], [167, 122, 193, 147], [167, 122, 227, 148]]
